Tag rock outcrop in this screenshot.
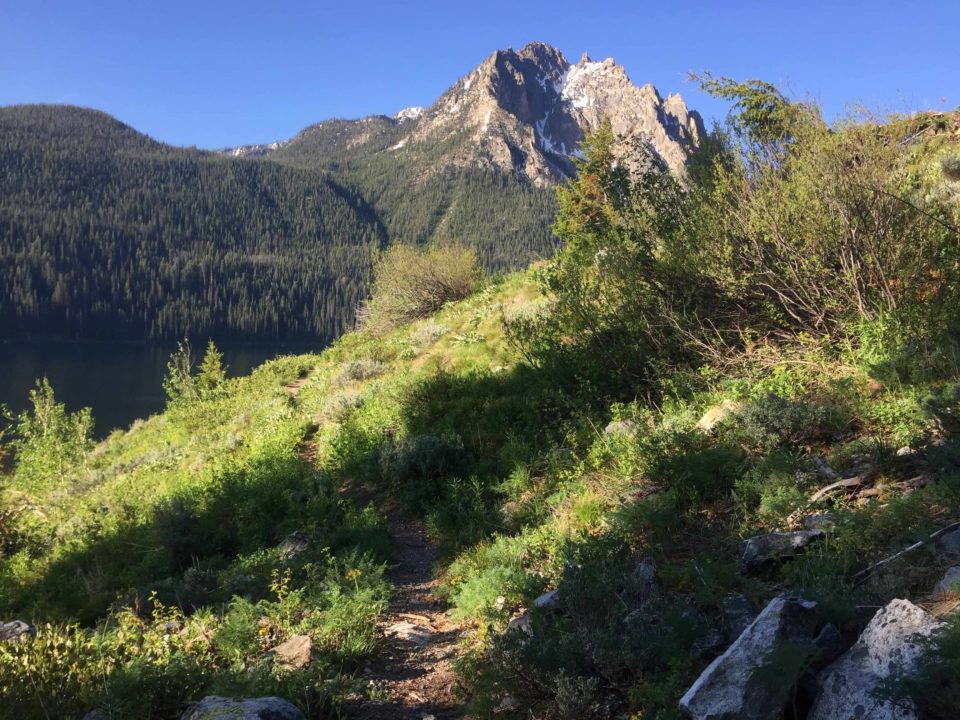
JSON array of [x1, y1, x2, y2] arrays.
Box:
[[0, 620, 35, 642], [679, 594, 821, 720], [180, 696, 305, 720], [809, 599, 943, 720], [740, 530, 826, 571], [933, 565, 960, 597], [409, 42, 703, 185]]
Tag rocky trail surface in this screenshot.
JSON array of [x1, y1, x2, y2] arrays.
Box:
[[287, 375, 463, 720]]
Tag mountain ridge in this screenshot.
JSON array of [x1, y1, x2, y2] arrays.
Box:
[[223, 41, 704, 185]]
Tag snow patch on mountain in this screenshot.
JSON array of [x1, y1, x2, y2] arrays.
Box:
[[394, 107, 424, 122]]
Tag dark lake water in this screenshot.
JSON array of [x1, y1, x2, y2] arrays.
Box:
[[0, 341, 320, 437]]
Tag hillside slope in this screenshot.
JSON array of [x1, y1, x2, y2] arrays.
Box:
[[4, 86, 957, 720], [2, 261, 960, 718]]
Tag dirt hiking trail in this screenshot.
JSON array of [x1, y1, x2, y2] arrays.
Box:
[[287, 374, 464, 719]]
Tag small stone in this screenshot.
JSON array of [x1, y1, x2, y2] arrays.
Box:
[[494, 595, 506, 612], [385, 620, 433, 646], [269, 634, 312, 669], [0, 620, 35, 643], [933, 565, 960, 598], [739, 530, 825, 571]]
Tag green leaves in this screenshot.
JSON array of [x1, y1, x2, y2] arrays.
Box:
[[359, 244, 482, 333], [522, 119, 694, 387], [12, 378, 93, 490], [164, 339, 228, 407]]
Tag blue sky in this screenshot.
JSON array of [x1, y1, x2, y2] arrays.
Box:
[[1, 0, 956, 148]]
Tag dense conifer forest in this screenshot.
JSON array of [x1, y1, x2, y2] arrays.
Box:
[[0, 105, 559, 342]]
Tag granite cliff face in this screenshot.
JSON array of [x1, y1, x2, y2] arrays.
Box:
[[223, 42, 703, 186], [407, 41, 703, 184]]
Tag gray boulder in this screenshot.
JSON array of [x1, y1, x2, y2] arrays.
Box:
[[739, 530, 825, 571], [679, 594, 820, 720], [809, 599, 943, 720], [933, 565, 960, 597], [0, 620, 35, 642], [935, 527, 960, 558], [180, 696, 305, 720], [721, 593, 758, 645], [277, 531, 310, 560]]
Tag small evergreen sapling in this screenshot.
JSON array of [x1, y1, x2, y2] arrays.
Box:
[[197, 340, 228, 400]]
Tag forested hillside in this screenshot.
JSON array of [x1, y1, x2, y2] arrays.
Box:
[[0, 105, 386, 341], [0, 105, 559, 342], [272, 119, 560, 268]]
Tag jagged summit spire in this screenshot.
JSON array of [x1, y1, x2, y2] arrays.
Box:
[[224, 42, 703, 186], [403, 41, 703, 184]]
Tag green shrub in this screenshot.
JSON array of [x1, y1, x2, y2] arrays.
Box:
[[942, 154, 960, 182], [163, 339, 197, 405], [731, 394, 843, 450], [645, 430, 744, 506], [375, 433, 469, 511], [12, 378, 93, 490], [336, 358, 387, 383], [425, 475, 499, 551], [359, 243, 482, 332]]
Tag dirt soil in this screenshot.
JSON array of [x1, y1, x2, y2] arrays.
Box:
[[288, 374, 464, 719]]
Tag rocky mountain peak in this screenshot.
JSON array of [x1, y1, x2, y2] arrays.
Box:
[[408, 41, 704, 185], [220, 42, 703, 188]]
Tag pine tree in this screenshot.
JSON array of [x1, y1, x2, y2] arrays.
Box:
[[197, 340, 227, 399]]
